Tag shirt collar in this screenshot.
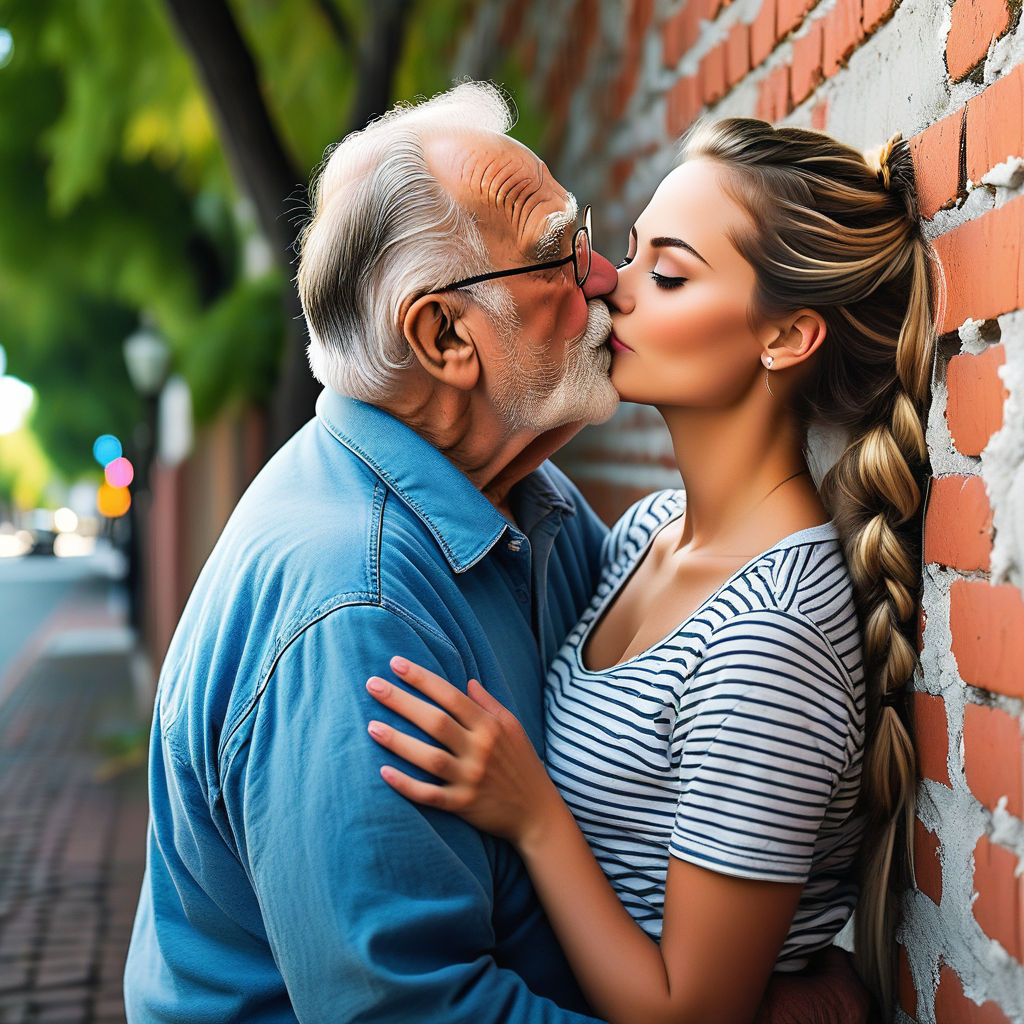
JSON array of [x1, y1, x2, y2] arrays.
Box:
[[316, 390, 574, 573]]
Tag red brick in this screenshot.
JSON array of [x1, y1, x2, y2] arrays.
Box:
[[945, 345, 1008, 455], [790, 19, 824, 105], [862, 0, 897, 33], [822, 0, 864, 76], [662, 0, 711, 66], [725, 20, 751, 87], [608, 156, 636, 195], [967, 62, 1024, 184], [666, 75, 703, 136], [756, 64, 791, 122], [909, 109, 963, 219], [947, 0, 1013, 82], [751, 0, 778, 65], [700, 41, 729, 104], [935, 964, 1013, 1023], [933, 196, 1024, 333], [913, 692, 951, 788], [777, 0, 816, 39], [810, 98, 828, 130], [950, 579, 1024, 699], [973, 835, 1023, 963], [913, 818, 942, 905], [924, 474, 993, 571], [581, 481, 653, 527], [611, 1, 655, 119], [964, 702, 1024, 817], [897, 943, 917, 1020]]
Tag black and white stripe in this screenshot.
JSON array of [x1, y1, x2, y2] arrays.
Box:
[[545, 490, 866, 970]]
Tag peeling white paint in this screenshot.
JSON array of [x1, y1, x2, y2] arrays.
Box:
[[983, 157, 1024, 191], [982, 311, 1024, 587], [958, 318, 990, 356]]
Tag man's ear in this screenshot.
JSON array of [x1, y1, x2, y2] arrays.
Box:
[[402, 293, 480, 390], [762, 309, 827, 370]]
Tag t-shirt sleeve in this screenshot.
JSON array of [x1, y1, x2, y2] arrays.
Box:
[[669, 610, 858, 883], [600, 489, 685, 569]]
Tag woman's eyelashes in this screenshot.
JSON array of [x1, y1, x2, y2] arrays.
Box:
[[650, 271, 687, 289]]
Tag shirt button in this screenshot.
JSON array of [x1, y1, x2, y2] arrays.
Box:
[[515, 586, 529, 604]]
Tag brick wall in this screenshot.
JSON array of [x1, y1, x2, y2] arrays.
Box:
[[453, 1, 1024, 1020]]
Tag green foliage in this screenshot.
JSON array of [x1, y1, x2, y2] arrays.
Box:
[[0, 0, 272, 481], [0, 0, 549, 488], [0, 424, 52, 509], [180, 272, 286, 421]]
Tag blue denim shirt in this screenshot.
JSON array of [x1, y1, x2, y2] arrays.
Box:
[[124, 390, 608, 1023]]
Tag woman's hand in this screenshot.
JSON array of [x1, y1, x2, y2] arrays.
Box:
[[366, 657, 558, 846]]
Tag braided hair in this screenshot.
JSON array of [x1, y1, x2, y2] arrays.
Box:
[[680, 118, 938, 1012]]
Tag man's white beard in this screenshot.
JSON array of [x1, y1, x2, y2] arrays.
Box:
[[493, 299, 619, 432]]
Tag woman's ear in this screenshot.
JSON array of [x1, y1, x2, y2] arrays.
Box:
[[763, 309, 827, 369], [402, 293, 480, 390]]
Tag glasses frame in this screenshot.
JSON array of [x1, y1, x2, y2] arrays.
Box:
[[433, 206, 592, 294]]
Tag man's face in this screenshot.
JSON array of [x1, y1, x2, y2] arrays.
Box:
[[428, 133, 619, 432]]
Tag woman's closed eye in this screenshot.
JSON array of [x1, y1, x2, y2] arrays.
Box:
[[650, 270, 688, 289]]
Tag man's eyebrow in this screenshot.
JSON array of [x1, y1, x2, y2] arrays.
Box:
[[650, 235, 712, 269], [534, 195, 579, 260]]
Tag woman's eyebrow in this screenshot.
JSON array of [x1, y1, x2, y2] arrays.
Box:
[[650, 236, 712, 269]]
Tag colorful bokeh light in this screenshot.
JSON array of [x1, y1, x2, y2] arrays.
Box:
[[97, 483, 131, 518], [104, 456, 134, 488], [93, 434, 122, 467]]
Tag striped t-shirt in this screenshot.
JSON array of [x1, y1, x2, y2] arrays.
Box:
[[544, 489, 866, 970]]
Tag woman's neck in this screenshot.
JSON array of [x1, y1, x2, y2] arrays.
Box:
[[658, 402, 821, 555]]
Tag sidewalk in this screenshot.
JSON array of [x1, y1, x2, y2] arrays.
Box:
[[0, 573, 149, 1024]]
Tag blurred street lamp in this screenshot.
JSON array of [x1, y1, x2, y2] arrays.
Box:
[[123, 324, 171, 404], [122, 321, 171, 632]]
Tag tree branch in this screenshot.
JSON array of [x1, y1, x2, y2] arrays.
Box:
[[311, 0, 355, 54]]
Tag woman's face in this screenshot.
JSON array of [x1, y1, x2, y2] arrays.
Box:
[[607, 159, 772, 409]]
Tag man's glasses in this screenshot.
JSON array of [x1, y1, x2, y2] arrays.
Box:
[[435, 206, 592, 294]]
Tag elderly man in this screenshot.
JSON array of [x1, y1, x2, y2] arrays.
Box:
[[124, 82, 619, 1022]]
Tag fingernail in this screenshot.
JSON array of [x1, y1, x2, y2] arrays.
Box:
[[390, 656, 409, 674], [367, 721, 385, 738], [366, 677, 388, 695]]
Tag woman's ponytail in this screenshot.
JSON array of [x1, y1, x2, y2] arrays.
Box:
[[682, 120, 939, 1012]]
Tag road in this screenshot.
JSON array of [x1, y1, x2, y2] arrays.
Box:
[[0, 547, 127, 692], [0, 546, 148, 1023]]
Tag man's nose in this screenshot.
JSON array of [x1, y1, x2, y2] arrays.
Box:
[[583, 250, 618, 300]]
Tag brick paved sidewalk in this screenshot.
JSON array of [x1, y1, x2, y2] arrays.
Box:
[[0, 576, 149, 1024]]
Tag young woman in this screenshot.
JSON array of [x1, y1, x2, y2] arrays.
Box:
[[364, 118, 937, 1024]]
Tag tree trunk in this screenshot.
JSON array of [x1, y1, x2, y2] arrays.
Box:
[[346, 0, 415, 134], [162, 0, 416, 453], [162, 0, 318, 450]]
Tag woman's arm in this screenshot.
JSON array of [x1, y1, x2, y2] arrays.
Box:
[[366, 657, 801, 1024]]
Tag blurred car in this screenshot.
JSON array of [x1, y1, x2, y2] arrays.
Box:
[[27, 528, 57, 556]]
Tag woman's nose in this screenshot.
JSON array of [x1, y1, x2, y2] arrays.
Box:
[[583, 250, 618, 300]]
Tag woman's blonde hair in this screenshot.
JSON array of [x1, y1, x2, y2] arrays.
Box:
[[680, 117, 938, 1012]]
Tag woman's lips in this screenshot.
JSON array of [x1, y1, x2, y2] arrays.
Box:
[[610, 333, 633, 353]]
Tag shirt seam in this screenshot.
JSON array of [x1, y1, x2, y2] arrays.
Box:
[[215, 597, 464, 788], [317, 401, 504, 573]]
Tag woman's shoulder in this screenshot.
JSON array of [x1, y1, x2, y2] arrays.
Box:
[[602, 489, 685, 569]]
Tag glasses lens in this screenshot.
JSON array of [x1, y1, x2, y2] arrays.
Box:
[[575, 213, 592, 288]]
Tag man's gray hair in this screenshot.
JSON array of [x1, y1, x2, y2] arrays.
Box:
[[297, 81, 518, 402]]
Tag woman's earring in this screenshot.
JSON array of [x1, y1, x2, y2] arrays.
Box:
[[764, 355, 775, 397]]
